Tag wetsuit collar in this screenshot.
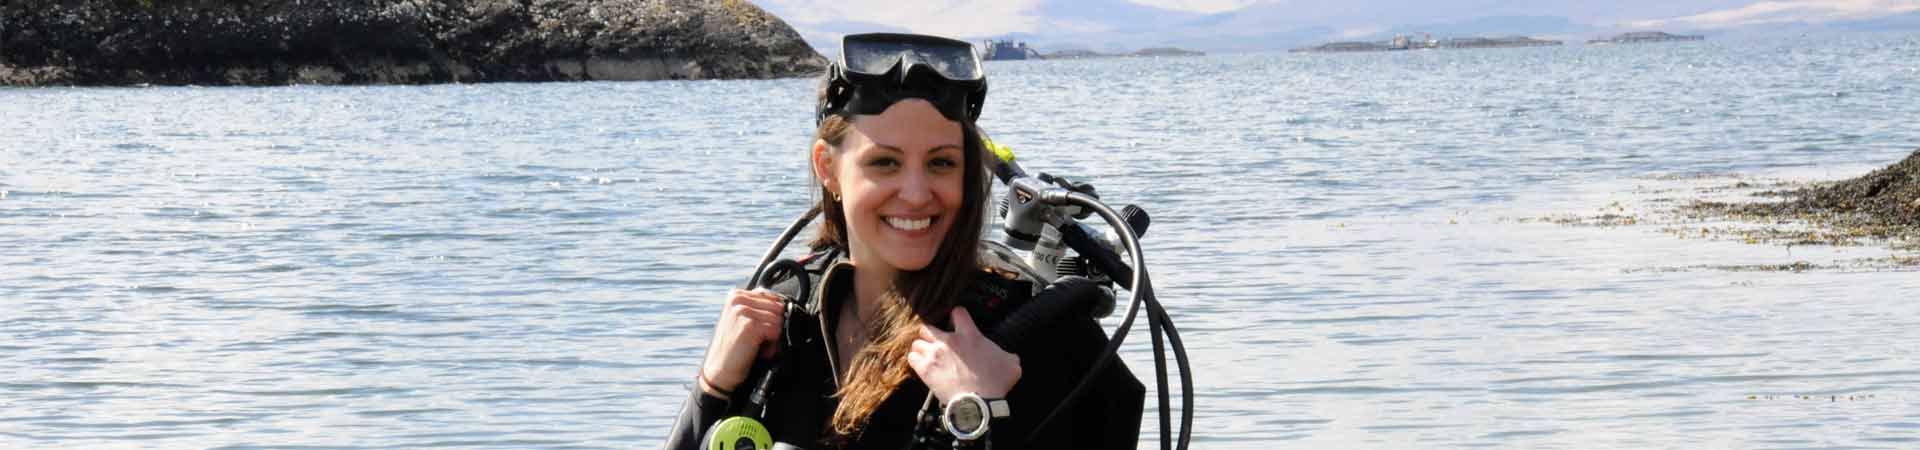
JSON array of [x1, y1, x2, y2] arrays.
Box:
[[814, 260, 856, 388]]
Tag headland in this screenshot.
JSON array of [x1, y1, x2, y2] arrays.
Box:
[[0, 0, 825, 86]]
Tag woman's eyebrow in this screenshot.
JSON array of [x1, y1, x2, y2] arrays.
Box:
[[870, 144, 962, 154]]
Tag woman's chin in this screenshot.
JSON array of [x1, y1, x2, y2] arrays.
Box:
[[881, 252, 936, 272]]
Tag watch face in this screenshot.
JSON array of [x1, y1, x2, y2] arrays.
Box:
[[953, 400, 985, 433]]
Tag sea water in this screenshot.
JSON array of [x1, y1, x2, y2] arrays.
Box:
[[4, 32, 1919, 449]]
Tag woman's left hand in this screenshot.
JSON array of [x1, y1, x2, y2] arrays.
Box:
[[908, 307, 1022, 402]]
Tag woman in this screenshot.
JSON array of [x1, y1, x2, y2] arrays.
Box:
[[665, 33, 1140, 450]]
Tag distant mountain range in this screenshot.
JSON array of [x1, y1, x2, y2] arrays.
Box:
[[1838, 11, 1920, 30], [761, 0, 1920, 54]]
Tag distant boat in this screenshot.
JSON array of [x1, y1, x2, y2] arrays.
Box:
[[983, 40, 1041, 61]]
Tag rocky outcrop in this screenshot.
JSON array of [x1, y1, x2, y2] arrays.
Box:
[[1772, 149, 1920, 227], [1, 0, 825, 86], [1687, 149, 1920, 245]]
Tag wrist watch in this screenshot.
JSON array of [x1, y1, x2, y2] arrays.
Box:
[[941, 392, 1010, 442]]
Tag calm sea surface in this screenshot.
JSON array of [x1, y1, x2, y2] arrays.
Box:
[[5, 32, 1920, 449]]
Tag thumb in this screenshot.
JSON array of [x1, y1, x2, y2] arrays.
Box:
[[950, 306, 977, 335]]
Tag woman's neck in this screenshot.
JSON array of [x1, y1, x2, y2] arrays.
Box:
[[850, 260, 896, 328]]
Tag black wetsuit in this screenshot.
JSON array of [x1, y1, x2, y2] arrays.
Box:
[[663, 251, 1143, 450]]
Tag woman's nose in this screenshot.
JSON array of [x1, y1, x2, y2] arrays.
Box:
[[896, 169, 933, 206]]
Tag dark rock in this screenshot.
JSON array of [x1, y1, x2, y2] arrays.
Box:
[[1127, 47, 1202, 57], [1776, 149, 1920, 226], [1, 0, 825, 86], [1042, 49, 1104, 59], [1689, 149, 1920, 241]]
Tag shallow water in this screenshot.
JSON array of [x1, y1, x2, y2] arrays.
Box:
[[4, 32, 1920, 449]]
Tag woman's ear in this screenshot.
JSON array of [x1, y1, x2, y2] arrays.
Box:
[[812, 139, 837, 196]]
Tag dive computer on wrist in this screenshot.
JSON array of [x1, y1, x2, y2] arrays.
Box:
[[942, 392, 1010, 442]]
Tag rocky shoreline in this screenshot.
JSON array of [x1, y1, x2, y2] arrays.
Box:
[[0, 0, 825, 86], [1505, 148, 1920, 272], [1684, 149, 1920, 246]]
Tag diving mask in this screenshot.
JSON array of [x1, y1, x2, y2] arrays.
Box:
[[818, 33, 989, 125]]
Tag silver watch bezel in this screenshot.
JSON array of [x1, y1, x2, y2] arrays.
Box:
[[942, 392, 992, 441]]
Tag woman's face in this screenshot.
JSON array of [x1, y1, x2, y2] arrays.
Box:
[[815, 99, 967, 273]]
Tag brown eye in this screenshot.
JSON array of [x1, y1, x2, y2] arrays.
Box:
[[867, 157, 899, 169], [930, 157, 958, 170]]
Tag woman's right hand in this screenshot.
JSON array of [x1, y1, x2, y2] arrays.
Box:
[[698, 288, 785, 398]]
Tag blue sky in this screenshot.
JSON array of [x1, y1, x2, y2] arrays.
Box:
[[758, 0, 1920, 50]]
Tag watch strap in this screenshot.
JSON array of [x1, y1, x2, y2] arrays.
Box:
[[986, 398, 1010, 418], [952, 434, 989, 450]]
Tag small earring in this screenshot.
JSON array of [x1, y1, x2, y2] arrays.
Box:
[[832, 192, 842, 202]]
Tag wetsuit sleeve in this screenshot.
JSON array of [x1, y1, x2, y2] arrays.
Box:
[[661, 382, 731, 450], [984, 314, 1143, 450]]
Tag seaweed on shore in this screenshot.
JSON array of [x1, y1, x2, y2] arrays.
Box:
[[1682, 149, 1920, 248], [1501, 150, 1920, 273], [1622, 256, 1920, 274]]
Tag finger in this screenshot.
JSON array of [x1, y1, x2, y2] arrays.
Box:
[[742, 290, 783, 307], [751, 287, 791, 301], [719, 289, 747, 316], [906, 349, 929, 372], [763, 319, 783, 341], [731, 304, 781, 325], [738, 298, 784, 318], [755, 311, 785, 334], [950, 307, 977, 336], [919, 321, 951, 341], [911, 338, 935, 356], [738, 320, 782, 359], [757, 296, 788, 317], [730, 286, 781, 301], [750, 312, 779, 334], [732, 312, 782, 343], [734, 291, 785, 310]]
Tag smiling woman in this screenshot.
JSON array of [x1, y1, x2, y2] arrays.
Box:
[[804, 96, 1007, 446], [662, 33, 1143, 450], [814, 100, 969, 277]]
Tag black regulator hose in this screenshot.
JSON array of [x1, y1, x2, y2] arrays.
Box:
[[747, 206, 822, 289], [1058, 221, 1194, 450], [1025, 192, 1193, 450]]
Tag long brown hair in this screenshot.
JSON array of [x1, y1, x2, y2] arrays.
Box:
[[809, 109, 991, 441]]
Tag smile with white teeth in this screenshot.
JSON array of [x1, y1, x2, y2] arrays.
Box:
[[885, 216, 933, 231]]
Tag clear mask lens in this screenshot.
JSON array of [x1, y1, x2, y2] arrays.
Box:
[[842, 34, 982, 81]]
